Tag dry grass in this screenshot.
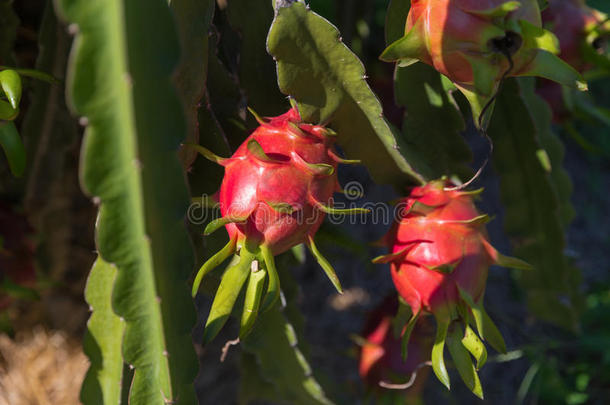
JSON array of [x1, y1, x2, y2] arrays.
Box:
[[0, 327, 88, 405]]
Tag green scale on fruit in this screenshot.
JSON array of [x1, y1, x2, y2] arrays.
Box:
[[373, 180, 531, 398], [380, 0, 587, 127], [189, 105, 369, 343]]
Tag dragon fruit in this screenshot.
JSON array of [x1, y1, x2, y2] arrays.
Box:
[[359, 295, 433, 402], [537, 0, 609, 122], [380, 0, 586, 125], [190, 106, 367, 343], [542, 0, 609, 73], [373, 180, 530, 397]]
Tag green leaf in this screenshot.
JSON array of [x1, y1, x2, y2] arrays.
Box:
[[400, 307, 421, 360], [203, 253, 252, 345], [519, 78, 576, 227], [80, 258, 126, 405], [394, 63, 472, 181], [240, 265, 267, 339], [447, 324, 484, 399], [517, 50, 587, 91], [171, 0, 215, 167], [242, 304, 335, 405], [461, 322, 487, 370], [518, 20, 560, 54], [458, 287, 507, 354], [431, 314, 451, 390], [384, 0, 411, 45], [380, 22, 425, 64], [204, 215, 248, 236], [0, 69, 21, 108], [0, 99, 18, 120], [57, 0, 198, 402], [226, 0, 286, 117], [307, 235, 343, 294], [0, 67, 60, 84], [0, 121, 25, 177], [268, 2, 427, 187], [488, 79, 582, 330], [192, 237, 237, 297]]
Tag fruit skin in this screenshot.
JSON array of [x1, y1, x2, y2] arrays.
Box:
[[192, 106, 366, 344], [542, 0, 608, 73], [359, 295, 433, 400], [381, 0, 586, 125], [537, 0, 609, 122], [374, 180, 530, 396], [404, 0, 541, 88], [219, 107, 338, 255], [386, 181, 494, 316]]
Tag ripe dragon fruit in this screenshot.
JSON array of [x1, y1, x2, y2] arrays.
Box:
[[373, 180, 531, 398], [380, 0, 586, 126], [190, 106, 367, 343], [359, 295, 433, 403], [542, 0, 609, 73], [537, 0, 610, 122]]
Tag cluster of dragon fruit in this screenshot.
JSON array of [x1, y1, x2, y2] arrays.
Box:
[[189, 0, 608, 400]]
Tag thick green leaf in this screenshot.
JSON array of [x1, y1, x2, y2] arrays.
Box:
[[447, 324, 484, 399], [226, 0, 286, 117], [80, 258, 126, 405], [431, 314, 451, 390], [241, 303, 335, 405], [384, 0, 410, 45], [0, 121, 25, 176], [461, 323, 487, 370], [268, 2, 426, 187], [202, 253, 252, 345], [386, 2, 472, 181], [394, 63, 473, 181], [171, 0, 215, 167], [458, 287, 507, 354], [0, 69, 22, 108], [57, 0, 198, 403], [241, 256, 333, 405], [488, 79, 582, 330], [519, 78, 576, 227]]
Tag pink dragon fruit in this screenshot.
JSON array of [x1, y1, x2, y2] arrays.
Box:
[[374, 180, 531, 397], [381, 0, 586, 125], [359, 295, 433, 402], [190, 106, 367, 342]]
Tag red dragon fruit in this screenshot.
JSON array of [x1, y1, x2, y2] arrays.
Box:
[[542, 0, 609, 73], [373, 180, 530, 397], [380, 0, 586, 125], [190, 106, 367, 343], [359, 295, 433, 403], [537, 0, 610, 122]]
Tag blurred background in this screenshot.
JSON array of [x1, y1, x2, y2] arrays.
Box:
[[1, 0, 609, 404]]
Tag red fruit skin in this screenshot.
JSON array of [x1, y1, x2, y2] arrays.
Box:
[[542, 0, 605, 73], [359, 296, 433, 395], [0, 203, 36, 309], [536, 80, 570, 123], [406, 0, 541, 87], [387, 181, 494, 316], [537, 1, 607, 122], [219, 108, 338, 255]]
